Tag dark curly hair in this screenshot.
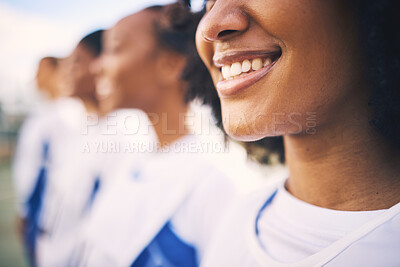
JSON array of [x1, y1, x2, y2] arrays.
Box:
[[185, 0, 400, 164], [354, 0, 400, 150], [145, 2, 223, 128], [79, 29, 104, 57]]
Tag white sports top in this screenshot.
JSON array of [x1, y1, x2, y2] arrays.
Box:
[[72, 134, 238, 267], [201, 178, 400, 267], [257, 181, 385, 263]]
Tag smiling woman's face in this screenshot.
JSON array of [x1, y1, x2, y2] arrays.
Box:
[[65, 44, 97, 99], [93, 10, 163, 113], [196, 0, 366, 141]]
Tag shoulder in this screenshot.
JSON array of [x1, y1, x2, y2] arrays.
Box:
[[321, 204, 400, 266]]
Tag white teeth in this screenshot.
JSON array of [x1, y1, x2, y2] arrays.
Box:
[[221, 57, 275, 79], [222, 65, 231, 79], [264, 58, 272, 67], [230, 62, 242, 76], [252, 58, 263, 71], [242, 60, 251, 73]]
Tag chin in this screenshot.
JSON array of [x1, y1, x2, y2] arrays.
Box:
[[222, 116, 267, 142], [224, 120, 303, 142], [222, 110, 303, 141]]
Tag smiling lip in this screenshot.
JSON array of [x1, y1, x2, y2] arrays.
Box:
[[215, 56, 279, 98], [213, 49, 281, 97]]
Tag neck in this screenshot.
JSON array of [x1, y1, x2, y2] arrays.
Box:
[[47, 91, 58, 100], [147, 93, 190, 148], [284, 101, 400, 211]]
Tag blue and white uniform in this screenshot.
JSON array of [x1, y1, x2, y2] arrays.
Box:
[[71, 131, 239, 267], [37, 108, 155, 267], [201, 178, 400, 267], [13, 97, 78, 218], [24, 98, 99, 266], [13, 97, 83, 263]]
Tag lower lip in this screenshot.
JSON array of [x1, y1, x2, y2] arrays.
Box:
[[216, 61, 277, 97]]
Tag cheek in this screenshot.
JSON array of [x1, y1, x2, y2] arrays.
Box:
[[106, 53, 153, 109], [81, 64, 95, 86], [102, 55, 133, 102], [220, 0, 361, 140], [70, 65, 81, 81], [221, 53, 350, 140], [195, 27, 214, 70], [103, 57, 124, 86], [109, 62, 133, 108], [70, 65, 86, 91]]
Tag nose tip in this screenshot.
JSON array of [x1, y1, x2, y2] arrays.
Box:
[[199, 5, 249, 42]]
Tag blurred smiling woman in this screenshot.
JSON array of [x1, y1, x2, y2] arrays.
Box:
[[195, 0, 400, 266], [71, 2, 242, 267], [32, 30, 108, 267]]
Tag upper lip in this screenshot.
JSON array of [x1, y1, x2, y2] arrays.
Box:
[[213, 49, 282, 68]]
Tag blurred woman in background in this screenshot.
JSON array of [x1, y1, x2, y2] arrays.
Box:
[[35, 57, 63, 100], [13, 30, 109, 267], [70, 3, 246, 266], [13, 56, 64, 266], [195, 0, 400, 266], [35, 30, 109, 267]]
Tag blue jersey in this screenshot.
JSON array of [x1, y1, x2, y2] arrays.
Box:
[[131, 222, 197, 267]]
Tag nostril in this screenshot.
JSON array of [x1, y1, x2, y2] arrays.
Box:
[[217, 30, 237, 39]]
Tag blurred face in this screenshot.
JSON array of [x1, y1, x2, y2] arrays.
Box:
[[54, 58, 71, 97], [93, 10, 165, 113], [64, 44, 97, 99], [36, 58, 58, 95], [196, 0, 365, 141]]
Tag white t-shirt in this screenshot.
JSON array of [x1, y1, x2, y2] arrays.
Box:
[[201, 178, 400, 267], [37, 108, 156, 267], [35, 98, 102, 267], [13, 97, 105, 266], [257, 181, 386, 264], [13, 97, 84, 217], [38, 98, 96, 237], [71, 134, 239, 267], [13, 107, 51, 217]]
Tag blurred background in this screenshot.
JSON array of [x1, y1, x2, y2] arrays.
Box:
[[0, 0, 203, 265]]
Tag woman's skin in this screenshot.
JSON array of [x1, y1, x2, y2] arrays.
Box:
[[36, 57, 62, 99], [92, 9, 190, 146], [64, 44, 100, 113], [196, 0, 400, 211]]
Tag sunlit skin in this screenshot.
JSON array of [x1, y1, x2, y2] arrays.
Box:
[[36, 57, 62, 99], [196, 0, 400, 211], [64, 44, 99, 113], [92, 9, 189, 146]]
